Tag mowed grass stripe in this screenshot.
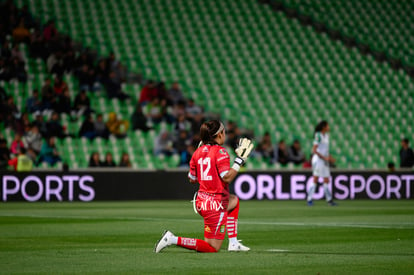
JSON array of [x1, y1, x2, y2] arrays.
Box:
[[0, 200, 413, 274], [1, 214, 414, 229]]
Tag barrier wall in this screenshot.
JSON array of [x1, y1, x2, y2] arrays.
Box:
[[1, 171, 413, 202]]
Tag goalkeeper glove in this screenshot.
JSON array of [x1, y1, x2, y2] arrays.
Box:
[[232, 138, 254, 171]]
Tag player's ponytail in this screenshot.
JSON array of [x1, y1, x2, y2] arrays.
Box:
[[200, 120, 224, 145]]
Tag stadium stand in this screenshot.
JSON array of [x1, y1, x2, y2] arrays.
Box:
[[1, 0, 413, 169]]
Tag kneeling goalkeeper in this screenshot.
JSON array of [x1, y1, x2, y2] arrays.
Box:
[[155, 120, 254, 253]]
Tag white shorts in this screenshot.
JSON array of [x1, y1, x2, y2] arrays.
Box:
[[312, 157, 330, 178]]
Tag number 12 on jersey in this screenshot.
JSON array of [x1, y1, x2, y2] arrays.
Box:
[[198, 157, 212, 181]]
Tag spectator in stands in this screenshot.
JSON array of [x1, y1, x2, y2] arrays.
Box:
[[119, 152, 132, 167], [274, 139, 289, 165], [53, 75, 68, 95], [256, 132, 274, 163], [88, 152, 103, 167], [79, 114, 96, 140], [95, 59, 109, 86], [0, 136, 10, 170], [174, 114, 192, 135], [43, 20, 57, 42], [0, 58, 10, 81], [37, 136, 61, 166], [29, 29, 46, 59], [225, 121, 241, 150], [178, 144, 195, 168], [2, 95, 20, 128], [46, 112, 66, 139], [144, 97, 164, 125], [139, 80, 156, 105], [55, 89, 72, 115], [103, 152, 116, 167], [156, 82, 168, 102], [167, 82, 184, 105], [186, 99, 204, 132], [154, 131, 175, 156], [174, 130, 190, 156], [18, 5, 36, 31], [23, 124, 42, 160], [8, 147, 33, 171], [172, 100, 186, 118], [73, 89, 92, 117], [106, 112, 129, 138], [288, 139, 306, 165], [12, 18, 30, 43], [9, 56, 27, 82], [131, 104, 151, 132], [41, 77, 55, 111], [387, 162, 395, 172], [26, 89, 42, 113], [12, 112, 30, 136], [94, 113, 109, 139], [62, 50, 75, 74], [0, 41, 11, 60], [33, 114, 48, 137], [77, 64, 94, 92], [10, 133, 25, 155], [11, 43, 24, 62], [400, 138, 414, 168], [105, 71, 130, 100]]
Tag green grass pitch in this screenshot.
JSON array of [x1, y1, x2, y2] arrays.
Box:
[[1, 200, 413, 274]]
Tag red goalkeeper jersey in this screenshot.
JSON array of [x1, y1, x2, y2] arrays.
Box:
[[188, 144, 231, 199]]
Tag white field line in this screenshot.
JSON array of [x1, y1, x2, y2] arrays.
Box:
[[266, 249, 290, 252], [1, 213, 413, 229]]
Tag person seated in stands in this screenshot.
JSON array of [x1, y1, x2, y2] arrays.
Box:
[[37, 136, 61, 166], [106, 112, 129, 138], [118, 152, 132, 167], [32, 114, 48, 137], [167, 82, 185, 106], [55, 89, 72, 115], [8, 56, 27, 83], [12, 18, 30, 43], [288, 139, 306, 165], [94, 113, 109, 139], [256, 132, 274, 163], [105, 71, 130, 100], [23, 124, 42, 161], [0, 137, 11, 170], [274, 139, 289, 166], [10, 133, 25, 156], [154, 131, 175, 156], [143, 97, 163, 125], [53, 75, 68, 95], [8, 147, 33, 171], [131, 104, 152, 132], [26, 89, 42, 113], [138, 80, 156, 106], [102, 152, 116, 167], [43, 20, 58, 42], [41, 77, 55, 111], [46, 112, 66, 139], [79, 114, 96, 140], [73, 89, 93, 117], [95, 59, 109, 86], [88, 152, 103, 167], [77, 64, 95, 92]]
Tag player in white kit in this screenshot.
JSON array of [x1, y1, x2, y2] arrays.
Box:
[[307, 120, 337, 206]]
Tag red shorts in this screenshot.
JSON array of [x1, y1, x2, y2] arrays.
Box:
[[196, 192, 228, 240]]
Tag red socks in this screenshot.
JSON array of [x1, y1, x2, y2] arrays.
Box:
[[227, 198, 239, 238], [177, 237, 217, 253]]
